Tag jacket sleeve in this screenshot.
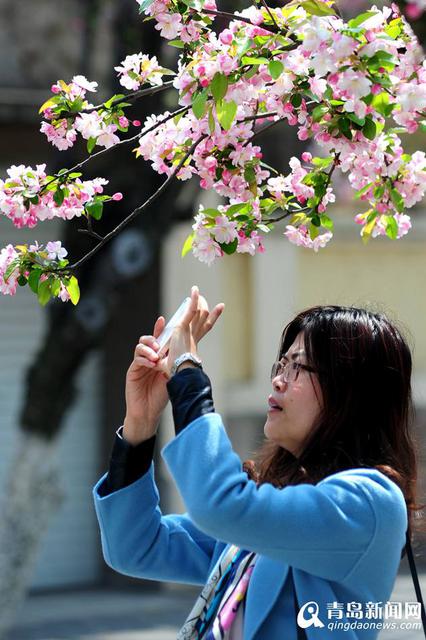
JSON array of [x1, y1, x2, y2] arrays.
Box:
[[93, 464, 219, 585], [161, 414, 408, 582]]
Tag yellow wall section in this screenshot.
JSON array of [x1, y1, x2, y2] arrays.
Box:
[[222, 253, 253, 381], [296, 241, 426, 370]]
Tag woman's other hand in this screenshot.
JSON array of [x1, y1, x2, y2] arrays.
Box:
[[123, 316, 169, 445]]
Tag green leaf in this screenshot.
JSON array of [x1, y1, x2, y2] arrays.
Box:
[[67, 276, 80, 305], [291, 94, 302, 108], [87, 137, 97, 154], [138, 0, 155, 12], [211, 73, 229, 102], [362, 118, 377, 140], [17, 275, 27, 287], [38, 96, 60, 114], [103, 94, 126, 109], [202, 208, 220, 218], [208, 106, 215, 134], [301, 0, 335, 16], [312, 105, 328, 122], [390, 188, 404, 213], [241, 56, 270, 65], [309, 222, 320, 239], [373, 185, 385, 200], [38, 279, 52, 306], [181, 232, 194, 258], [361, 210, 377, 244], [192, 90, 208, 119], [27, 269, 42, 294], [312, 156, 333, 169], [370, 92, 394, 117], [168, 39, 185, 48], [4, 258, 19, 282], [321, 215, 334, 231], [346, 112, 365, 127], [51, 278, 61, 297], [354, 182, 373, 199], [226, 203, 250, 216], [216, 99, 237, 131], [384, 215, 398, 239], [237, 37, 252, 57], [53, 188, 65, 207], [86, 201, 104, 220], [268, 60, 284, 80], [220, 238, 238, 255], [254, 36, 271, 46], [366, 51, 396, 72], [338, 117, 352, 140], [348, 11, 377, 28], [244, 165, 256, 185]]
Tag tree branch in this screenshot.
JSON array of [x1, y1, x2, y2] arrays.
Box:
[[43, 105, 190, 189], [57, 134, 207, 272], [258, 0, 280, 30], [58, 80, 175, 120], [198, 8, 281, 34]]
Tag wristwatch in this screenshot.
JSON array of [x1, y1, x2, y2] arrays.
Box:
[[171, 352, 203, 377]]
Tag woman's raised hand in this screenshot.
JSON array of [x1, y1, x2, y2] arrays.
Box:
[[123, 286, 224, 445]]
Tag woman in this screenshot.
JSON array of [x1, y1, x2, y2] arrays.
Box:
[[93, 286, 423, 639]]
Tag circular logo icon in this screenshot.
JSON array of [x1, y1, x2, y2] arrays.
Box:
[[297, 601, 325, 629]]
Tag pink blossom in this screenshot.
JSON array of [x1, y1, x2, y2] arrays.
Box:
[[58, 284, 71, 302], [212, 215, 238, 244], [112, 192, 123, 201], [155, 12, 182, 40], [0, 244, 19, 295], [40, 120, 77, 150], [338, 70, 371, 99], [72, 75, 98, 92], [46, 241, 68, 261], [236, 230, 264, 256], [219, 29, 233, 45], [97, 125, 120, 149], [405, 3, 423, 19], [115, 53, 165, 90]]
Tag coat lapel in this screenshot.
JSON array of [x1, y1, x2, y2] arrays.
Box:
[[244, 556, 289, 640]]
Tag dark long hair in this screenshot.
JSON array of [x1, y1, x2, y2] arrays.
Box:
[[243, 305, 425, 548]]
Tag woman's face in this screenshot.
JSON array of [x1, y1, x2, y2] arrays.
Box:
[[264, 331, 323, 457]]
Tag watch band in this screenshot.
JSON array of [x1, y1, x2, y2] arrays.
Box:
[[171, 352, 203, 377]]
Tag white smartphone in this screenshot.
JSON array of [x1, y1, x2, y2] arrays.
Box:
[[156, 297, 191, 355]]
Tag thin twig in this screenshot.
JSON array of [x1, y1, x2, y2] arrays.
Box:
[[58, 81, 175, 120], [199, 8, 280, 34], [246, 115, 287, 144], [259, 0, 280, 30]]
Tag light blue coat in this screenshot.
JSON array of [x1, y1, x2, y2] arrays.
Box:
[[93, 413, 408, 639]]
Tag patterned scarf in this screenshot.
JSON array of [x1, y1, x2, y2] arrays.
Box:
[[177, 545, 257, 640]]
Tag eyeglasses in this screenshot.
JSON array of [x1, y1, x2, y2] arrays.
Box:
[[270, 358, 317, 384]]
